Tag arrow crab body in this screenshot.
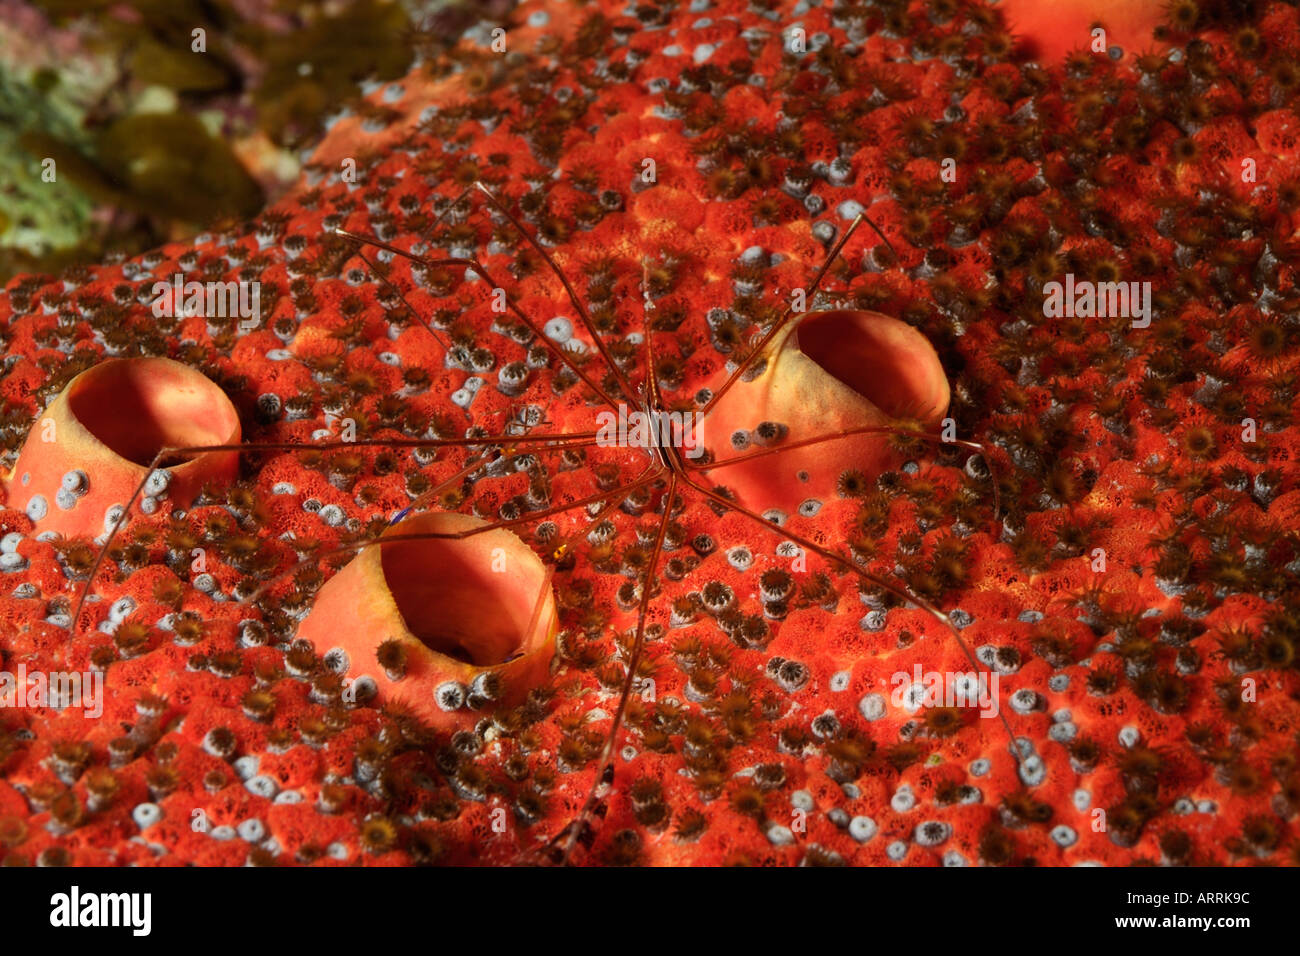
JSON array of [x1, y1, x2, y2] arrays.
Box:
[[40, 179, 1018, 866]]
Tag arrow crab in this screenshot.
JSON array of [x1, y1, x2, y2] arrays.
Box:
[[52, 179, 1022, 865]]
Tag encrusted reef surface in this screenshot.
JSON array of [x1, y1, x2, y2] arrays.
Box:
[[0, 0, 1298, 866]]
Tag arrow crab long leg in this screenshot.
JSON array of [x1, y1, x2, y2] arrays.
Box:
[[675, 472, 1025, 779], [309, 180, 1018, 864], [71, 430, 612, 634], [690, 424, 1002, 524]]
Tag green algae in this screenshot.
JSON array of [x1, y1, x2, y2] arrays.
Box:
[[96, 113, 264, 223], [250, 0, 415, 147], [0, 0, 444, 281]]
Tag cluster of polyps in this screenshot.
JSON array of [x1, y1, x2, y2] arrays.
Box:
[[1041, 273, 1153, 328], [150, 274, 262, 332], [891, 664, 1000, 720]]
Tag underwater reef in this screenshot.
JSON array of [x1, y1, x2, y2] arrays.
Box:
[[0, 0, 1297, 868], [0, 0, 505, 281]]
